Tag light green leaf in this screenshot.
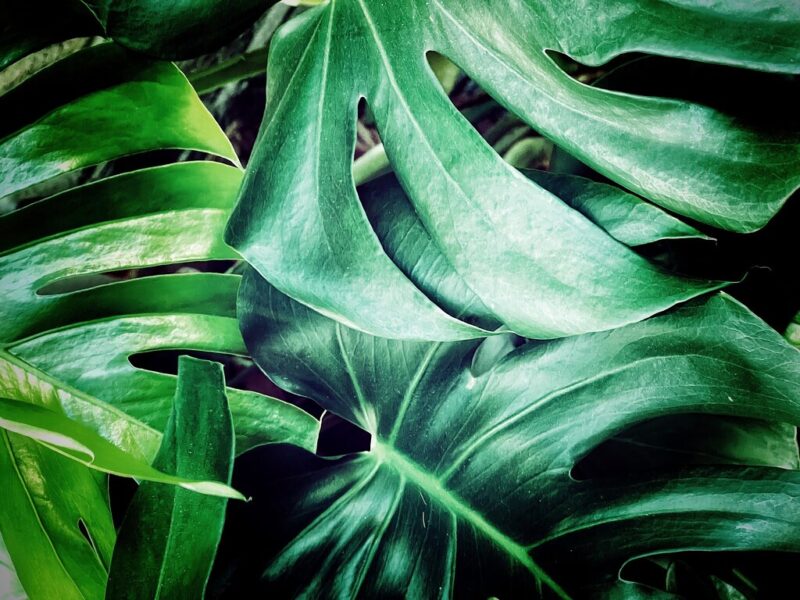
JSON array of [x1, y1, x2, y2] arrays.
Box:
[[106, 357, 238, 598], [0, 350, 160, 463], [0, 353, 122, 600], [786, 313, 800, 349], [0, 42, 238, 200], [229, 271, 800, 597], [0, 397, 243, 499], [0, 161, 240, 343], [227, 0, 800, 340], [0, 533, 28, 600], [0, 110, 318, 454], [0, 40, 318, 600], [1, 428, 114, 600]]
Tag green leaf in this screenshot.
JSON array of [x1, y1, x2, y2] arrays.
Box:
[[0, 1, 99, 70], [0, 396, 243, 499], [0, 352, 122, 600], [0, 56, 319, 454], [1, 1, 273, 65], [0, 43, 238, 200], [360, 171, 712, 330], [0, 350, 160, 463], [228, 0, 800, 339], [786, 312, 800, 349], [0, 165, 318, 456], [0, 29, 315, 600], [0, 161, 240, 343], [106, 357, 238, 598], [230, 271, 800, 597], [5, 280, 318, 456], [521, 169, 712, 246], [0, 428, 114, 600], [82, 0, 273, 59]]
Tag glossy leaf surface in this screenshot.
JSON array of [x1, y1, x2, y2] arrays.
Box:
[[0, 43, 317, 600], [235, 271, 800, 597], [0, 163, 317, 455], [226, 0, 800, 339], [360, 172, 712, 329], [0, 353, 116, 600], [106, 357, 238, 599], [1, 430, 114, 600], [0, 352, 121, 600], [0, 43, 237, 200], [0, 350, 159, 463], [0, 397, 243, 499], [521, 170, 711, 246]]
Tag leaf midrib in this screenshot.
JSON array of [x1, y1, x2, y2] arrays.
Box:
[[373, 441, 571, 600]]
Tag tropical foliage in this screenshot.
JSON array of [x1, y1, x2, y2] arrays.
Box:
[[0, 1, 798, 598]]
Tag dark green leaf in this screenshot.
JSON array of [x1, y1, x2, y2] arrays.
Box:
[[2, 0, 273, 64], [230, 271, 800, 597], [0, 1, 99, 70], [106, 357, 238, 599], [82, 0, 273, 59]]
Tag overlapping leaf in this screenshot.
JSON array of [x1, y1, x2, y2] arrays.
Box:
[[1, 427, 114, 600], [106, 357, 238, 599], [0, 44, 317, 454], [228, 0, 800, 340], [0, 1, 99, 70], [227, 271, 800, 597], [0, 43, 239, 199], [0, 397, 243, 498], [360, 172, 711, 329], [0, 43, 317, 600]]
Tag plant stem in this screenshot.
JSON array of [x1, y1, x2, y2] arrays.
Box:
[[352, 96, 502, 187], [188, 47, 270, 95], [352, 144, 392, 186]]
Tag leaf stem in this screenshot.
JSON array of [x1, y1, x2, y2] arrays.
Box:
[[188, 47, 270, 95], [352, 144, 392, 186]]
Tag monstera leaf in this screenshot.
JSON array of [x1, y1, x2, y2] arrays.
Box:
[[0, 42, 316, 453], [359, 172, 712, 329], [0, 43, 317, 599], [224, 271, 800, 598], [227, 0, 800, 341]]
